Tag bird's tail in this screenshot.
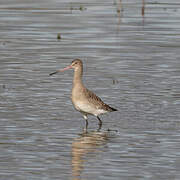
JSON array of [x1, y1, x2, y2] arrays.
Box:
[[107, 105, 117, 112], [103, 104, 118, 112], [109, 106, 118, 111]]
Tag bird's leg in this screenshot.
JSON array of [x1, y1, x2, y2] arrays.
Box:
[[83, 115, 88, 131], [97, 116, 102, 131], [85, 119, 88, 129]]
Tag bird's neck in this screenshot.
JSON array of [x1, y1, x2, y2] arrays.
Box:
[[73, 67, 83, 88]]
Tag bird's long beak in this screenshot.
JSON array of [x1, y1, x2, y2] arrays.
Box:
[[49, 65, 72, 76]]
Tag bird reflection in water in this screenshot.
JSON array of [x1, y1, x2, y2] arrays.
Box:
[[71, 130, 109, 180]]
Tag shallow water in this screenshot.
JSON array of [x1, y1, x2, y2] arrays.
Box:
[[0, 0, 180, 179]]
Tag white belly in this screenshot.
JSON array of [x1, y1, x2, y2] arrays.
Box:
[[73, 101, 107, 116]]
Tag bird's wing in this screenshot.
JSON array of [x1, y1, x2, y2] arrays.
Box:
[[83, 88, 114, 111]]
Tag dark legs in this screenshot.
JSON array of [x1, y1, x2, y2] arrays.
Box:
[[83, 115, 102, 131], [97, 116, 102, 131], [85, 119, 88, 130]]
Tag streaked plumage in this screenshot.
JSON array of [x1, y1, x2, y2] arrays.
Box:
[[50, 59, 117, 130]]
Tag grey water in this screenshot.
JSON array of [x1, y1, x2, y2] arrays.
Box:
[[0, 0, 180, 179]]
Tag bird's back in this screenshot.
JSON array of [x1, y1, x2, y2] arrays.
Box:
[[83, 88, 117, 112]]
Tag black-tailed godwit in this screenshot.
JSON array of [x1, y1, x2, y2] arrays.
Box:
[[50, 59, 117, 130]]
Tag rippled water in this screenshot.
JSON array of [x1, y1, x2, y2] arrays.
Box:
[[0, 0, 180, 179]]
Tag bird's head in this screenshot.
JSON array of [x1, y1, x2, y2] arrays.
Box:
[[71, 59, 83, 71]]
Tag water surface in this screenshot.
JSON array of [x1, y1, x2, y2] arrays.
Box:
[[0, 0, 180, 179]]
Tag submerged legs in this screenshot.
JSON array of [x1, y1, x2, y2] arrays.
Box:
[[97, 116, 102, 131], [83, 115, 102, 131]]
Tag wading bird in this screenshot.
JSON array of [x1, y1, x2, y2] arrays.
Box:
[[50, 59, 117, 130]]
